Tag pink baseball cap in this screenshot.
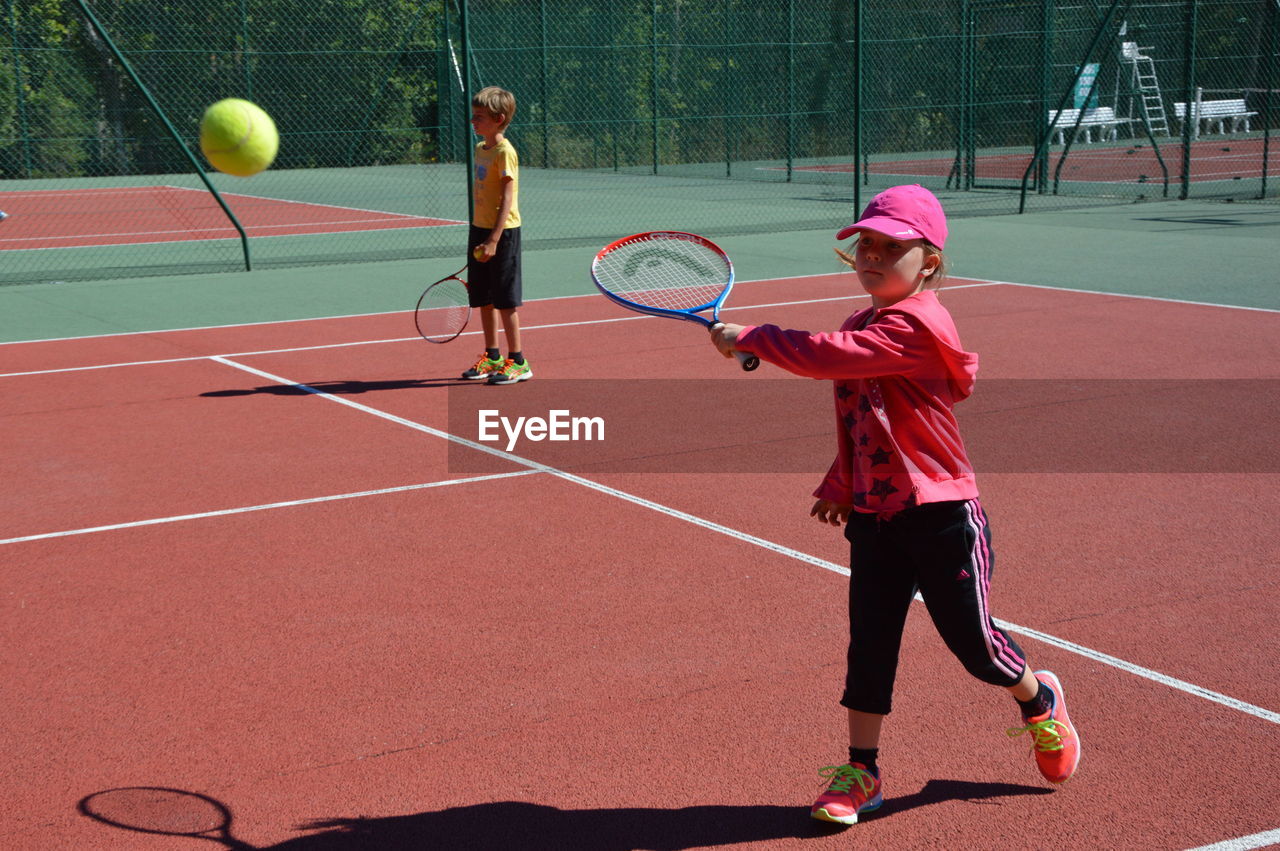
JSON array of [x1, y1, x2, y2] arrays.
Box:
[[835, 184, 948, 249]]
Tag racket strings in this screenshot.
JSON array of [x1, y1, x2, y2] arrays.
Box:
[[416, 277, 470, 343], [594, 237, 729, 312]]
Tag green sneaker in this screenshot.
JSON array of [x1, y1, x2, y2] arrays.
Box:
[[461, 354, 504, 380], [487, 358, 532, 385]]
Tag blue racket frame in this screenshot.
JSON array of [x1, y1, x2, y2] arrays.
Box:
[[590, 231, 759, 370]]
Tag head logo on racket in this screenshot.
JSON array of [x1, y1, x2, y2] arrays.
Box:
[[591, 231, 758, 371]]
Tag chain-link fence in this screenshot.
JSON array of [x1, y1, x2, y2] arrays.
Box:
[[1, 0, 1277, 285]]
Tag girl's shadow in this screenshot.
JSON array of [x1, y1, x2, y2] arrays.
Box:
[[79, 780, 1050, 850]]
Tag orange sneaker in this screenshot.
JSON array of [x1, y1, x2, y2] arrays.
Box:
[[1007, 670, 1080, 784], [810, 762, 882, 825]]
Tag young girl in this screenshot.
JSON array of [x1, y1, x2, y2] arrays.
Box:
[[710, 185, 1080, 826]]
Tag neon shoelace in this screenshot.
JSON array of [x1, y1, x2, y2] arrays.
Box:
[[1006, 717, 1069, 752], [817, 764, 876, 796]]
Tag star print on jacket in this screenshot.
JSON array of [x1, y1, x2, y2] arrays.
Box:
[[858, 395, 872, 414], [868, 477, 899, 499], [868, 446, 893, 467], [836, 386, 853, 400]]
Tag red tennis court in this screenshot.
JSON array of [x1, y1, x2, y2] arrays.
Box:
[[2, 276, 1277, 850], [0, 185, 463, 250], [785, 135, 1280, 185]]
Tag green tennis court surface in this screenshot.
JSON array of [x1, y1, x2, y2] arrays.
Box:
[[2, 198, 1276, 346]]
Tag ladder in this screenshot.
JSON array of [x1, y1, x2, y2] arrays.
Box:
[[1122, 42, 1170, 136]]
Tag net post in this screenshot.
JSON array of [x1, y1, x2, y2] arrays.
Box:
[[540, 0, 549, 168], [1179, 0, 1197, 200], [461, 0, 475, 224], [72, 0, 253, 271], [723, 0, 731, 179], [785, 0, 794, 181], [852, 0, 862, 216], [239, 0, 252, 101], [1261, 4, 1277, 198], [963, 0, 976, 191], [1036, 0, 1053, 194], [651, 0, 659, 175]]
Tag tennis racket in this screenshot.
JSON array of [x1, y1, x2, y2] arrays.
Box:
[[591, 231, 759, 371], [79, 787, 254, 849], [414, 265, 470, 344]]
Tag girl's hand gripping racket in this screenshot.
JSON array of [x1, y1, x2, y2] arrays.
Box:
[[414, 266, 470, 344], [591, 231, 759, 371]]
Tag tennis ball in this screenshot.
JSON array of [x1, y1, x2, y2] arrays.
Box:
[[199, 98, 278, 177]]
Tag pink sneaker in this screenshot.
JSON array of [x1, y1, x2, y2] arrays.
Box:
[[810, 762, 882, 825], [1007, 670, 1081, 784]]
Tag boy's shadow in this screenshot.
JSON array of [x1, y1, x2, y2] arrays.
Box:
[[201, 378, 472, 398]]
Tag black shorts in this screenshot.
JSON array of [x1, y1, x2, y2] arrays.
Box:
[[467, 225, 522, 309]]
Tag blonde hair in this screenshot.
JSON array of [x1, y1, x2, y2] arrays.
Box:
[[835, 238, 948, 289], [472, 86, 516, 130]]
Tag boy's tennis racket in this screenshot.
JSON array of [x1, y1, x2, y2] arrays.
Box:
[[414, 266, 470, 344], [591, 231, 759, 371]]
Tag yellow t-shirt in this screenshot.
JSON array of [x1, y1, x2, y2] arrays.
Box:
[[472, 138, 521, 229]]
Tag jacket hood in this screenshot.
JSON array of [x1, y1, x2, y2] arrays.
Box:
[[854, 290, 978, 399]]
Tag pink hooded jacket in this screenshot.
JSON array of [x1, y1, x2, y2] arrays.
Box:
[[734, 289, 979, 515]]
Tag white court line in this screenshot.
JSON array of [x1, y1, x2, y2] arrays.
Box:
[[993, 279, 1280, 313], [0, 283, 1000, 379], [0, 470, 539, 546], [1184, 828, 1280, 851], [147, 353, 1275, 731]]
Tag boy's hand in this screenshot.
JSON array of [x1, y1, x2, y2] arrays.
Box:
[[810, 499, 853, 527], [475, 240, 498, 262], [709, 322, 745, 359]]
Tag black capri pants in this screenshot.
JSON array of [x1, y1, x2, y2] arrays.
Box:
[[840, 498, 1027, 716]]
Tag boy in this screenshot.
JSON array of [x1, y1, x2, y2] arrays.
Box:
[[461, 86, 530, 385]]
